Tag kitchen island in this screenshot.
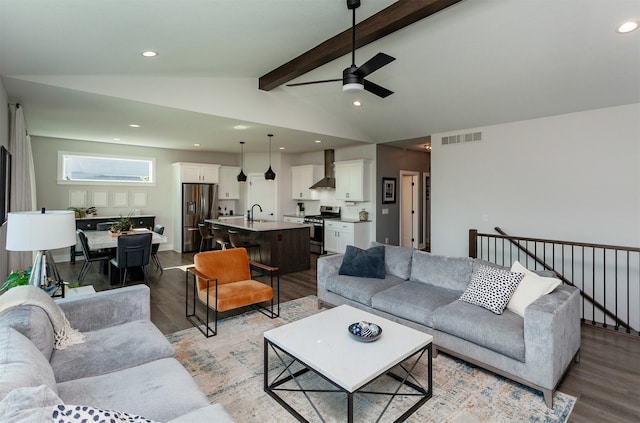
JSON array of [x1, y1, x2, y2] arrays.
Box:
[[205, 218, 311, 274]]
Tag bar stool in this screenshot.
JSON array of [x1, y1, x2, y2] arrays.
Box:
[[211, 226, 230, 250], [198, 223, 215, 252], [227, 229, 262, 262]]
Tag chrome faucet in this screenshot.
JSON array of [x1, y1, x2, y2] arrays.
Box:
[[250, 204, 262, 222]]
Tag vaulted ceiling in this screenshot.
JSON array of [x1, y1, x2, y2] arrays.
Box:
[[1, 0, 638, 154]]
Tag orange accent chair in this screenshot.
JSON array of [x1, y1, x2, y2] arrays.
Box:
[[185, 247, 279, 337]]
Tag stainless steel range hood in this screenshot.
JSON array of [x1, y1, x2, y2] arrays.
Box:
[[309, 149, 336, 190]]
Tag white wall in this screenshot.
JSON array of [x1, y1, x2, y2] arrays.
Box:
[[431, 103, 640, 256], [30, 136, 238, 254]]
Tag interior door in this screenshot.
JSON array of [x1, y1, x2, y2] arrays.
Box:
[[247, 174, 276, 220], [400, 172, 419, 249]]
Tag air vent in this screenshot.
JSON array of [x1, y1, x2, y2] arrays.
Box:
[[441, 132, 482, 145]]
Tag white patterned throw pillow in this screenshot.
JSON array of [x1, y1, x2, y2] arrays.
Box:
[[460, 264, 524, 314], [52, 405, 159, 423]]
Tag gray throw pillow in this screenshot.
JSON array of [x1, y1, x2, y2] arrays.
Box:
[[339, 245, 385, 279]]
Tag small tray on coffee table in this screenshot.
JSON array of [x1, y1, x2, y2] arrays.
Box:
[[348, 321, 382, 342]]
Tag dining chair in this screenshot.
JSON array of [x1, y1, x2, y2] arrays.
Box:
[[198, 223, 215, 252], [185, 248, 279, 337], [96, 222, 115, 231], [110, 232, 153, 287], [227, 229, 262, 262], [151, 223, 165, 272], [76, 229, 112, 283]]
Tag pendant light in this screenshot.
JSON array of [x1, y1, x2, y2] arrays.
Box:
[[264, 133, 276, 181], [237, 141, 247, 183]]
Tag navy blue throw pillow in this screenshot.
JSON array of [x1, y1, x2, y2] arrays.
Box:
[[338, 245, 385, 279]]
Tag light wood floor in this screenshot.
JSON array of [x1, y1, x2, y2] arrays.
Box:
[[57, 250, 640, 422]]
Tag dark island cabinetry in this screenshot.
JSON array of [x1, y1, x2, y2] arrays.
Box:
[[207, 219, 310, 275]]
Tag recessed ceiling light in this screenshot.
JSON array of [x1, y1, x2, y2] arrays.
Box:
[[129, 124, 140, 128], [113, 138, 121, 141], [353, 100, 362, 107], [194, 143, 201, 147], [314, 140, 322, 144], [617, 21, 638, 33], [141, 50, 158, 57], [279, 147, 285, 150], [233, 125, 249, 130]]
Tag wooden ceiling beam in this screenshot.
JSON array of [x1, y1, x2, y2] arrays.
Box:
[[258, 0, 464, 91]]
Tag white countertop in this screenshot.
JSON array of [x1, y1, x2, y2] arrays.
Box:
[[206, 218, 312, 232], [76, 214, 155, 220], [338, 218, 371, 223]]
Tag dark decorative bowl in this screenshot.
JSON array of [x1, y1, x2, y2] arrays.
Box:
[[348, 321, 382, 342]]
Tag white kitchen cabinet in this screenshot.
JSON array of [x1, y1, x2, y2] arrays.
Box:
[[324, 220, 370, 254], [335, 160, 369, 201], [174, 162, 220, 183], [218, 166, 241, 199], [291, 165, 323, 200]]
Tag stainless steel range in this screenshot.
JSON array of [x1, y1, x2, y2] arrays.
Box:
[[303, 205, 341, 254]]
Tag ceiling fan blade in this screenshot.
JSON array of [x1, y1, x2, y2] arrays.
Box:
[[363, 79, 394, 98], [286, 78, 342, 87], [353, 52, 395, 78]]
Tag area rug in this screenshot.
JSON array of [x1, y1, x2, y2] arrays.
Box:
[[163, 264, 193, 272], [167, 296, 575, 422]]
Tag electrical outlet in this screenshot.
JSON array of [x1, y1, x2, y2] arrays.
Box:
[[385, 237, 390, 244], [382, 208, 389, 215]]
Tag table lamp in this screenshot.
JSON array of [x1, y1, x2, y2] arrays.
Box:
[[6, 209, 77, 295]]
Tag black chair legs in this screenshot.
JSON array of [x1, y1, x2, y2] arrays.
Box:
[[151, 253, 163, 272]]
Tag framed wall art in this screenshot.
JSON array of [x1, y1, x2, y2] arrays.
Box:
[[382, 177, 396, 204]]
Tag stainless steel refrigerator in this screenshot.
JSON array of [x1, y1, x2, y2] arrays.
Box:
[[182, 183, 218, 252]]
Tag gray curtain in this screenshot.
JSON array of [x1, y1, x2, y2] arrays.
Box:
[[8, 104, 37, 272]]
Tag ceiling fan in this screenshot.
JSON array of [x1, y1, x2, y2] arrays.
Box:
[[286, 0, 395, 98]]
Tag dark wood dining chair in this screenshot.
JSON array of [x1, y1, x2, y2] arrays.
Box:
[[76, 229, 111, 283], [110, 232, 152, 286], [151, 224, 165, 272], [96, 222, 115, 231]]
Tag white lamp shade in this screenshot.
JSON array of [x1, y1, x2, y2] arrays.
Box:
[[6, 210, 77, 251]]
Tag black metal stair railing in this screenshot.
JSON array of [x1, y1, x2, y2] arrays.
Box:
[[469, 228, 640, 336]]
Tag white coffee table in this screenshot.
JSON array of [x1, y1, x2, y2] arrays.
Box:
[[264, 304, 433, 422]]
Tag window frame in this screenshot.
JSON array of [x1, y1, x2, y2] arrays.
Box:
[[57, 151, 156, 186]]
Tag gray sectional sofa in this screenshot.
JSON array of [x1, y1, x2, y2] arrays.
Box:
[[0, 285, 234, 422], [317, 243, 581, 408]]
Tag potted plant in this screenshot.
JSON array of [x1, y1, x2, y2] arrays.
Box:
[[109, 214, 134, 235], [1, 267, 32, 292], [68, 207, 86, 218]]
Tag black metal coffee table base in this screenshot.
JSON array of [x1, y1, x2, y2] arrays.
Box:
[[264, 339, 432, 422]]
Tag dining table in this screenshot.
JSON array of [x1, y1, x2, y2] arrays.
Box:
[[83, 229, 167, 285], [84, 228, 167, 250]]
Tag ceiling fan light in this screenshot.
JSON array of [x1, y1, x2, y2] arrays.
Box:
[[343, 83, 364, 93]]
